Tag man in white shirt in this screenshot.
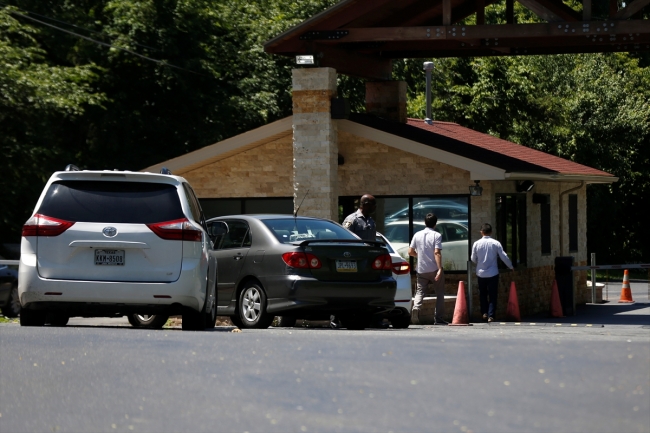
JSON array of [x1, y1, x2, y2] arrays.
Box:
[[470, 223, 514, 322], [408, 213, 445, 325]]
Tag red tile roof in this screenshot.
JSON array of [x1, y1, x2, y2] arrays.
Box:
[[407, 118, 613, 177]]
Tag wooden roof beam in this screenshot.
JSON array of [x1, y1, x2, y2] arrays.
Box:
[[320, 21, 649, 43], [516, 0, 582, 22], [315, 45, 393, 80]]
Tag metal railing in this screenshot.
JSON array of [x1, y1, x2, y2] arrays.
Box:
[[572, 254, 650, 303]]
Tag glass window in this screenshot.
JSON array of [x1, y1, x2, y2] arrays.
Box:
[[262, 218, 358, 244], [38, 181, 184, 224], [215, 220, 250, 250], [496, 194, 527, 267], [182, 183, 202, 223], [339, 195, 469, 272], [199, 198, 293, 219], [200, 199, 241, 219], [245, 199, 293, 214]]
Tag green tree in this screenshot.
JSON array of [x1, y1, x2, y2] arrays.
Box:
[[402, 53, 650, 263], [0, 6, 105, 245]]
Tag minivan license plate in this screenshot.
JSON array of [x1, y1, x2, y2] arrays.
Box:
[[95, 249, 125, 266], [336, 260, 357, 272]]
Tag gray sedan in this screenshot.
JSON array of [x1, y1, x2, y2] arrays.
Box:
[[206, 215, 397, 330]]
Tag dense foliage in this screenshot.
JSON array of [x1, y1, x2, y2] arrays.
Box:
[[1, 0, 648, 264]]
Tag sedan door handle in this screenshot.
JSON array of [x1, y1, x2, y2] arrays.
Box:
[[233, 254, 242, 260]]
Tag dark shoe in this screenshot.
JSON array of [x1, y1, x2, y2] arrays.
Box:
[[434, 319, 448, 325], [487, 317, 494, 323], [482, 314, 488, 321], [411, 309, 420, 325]]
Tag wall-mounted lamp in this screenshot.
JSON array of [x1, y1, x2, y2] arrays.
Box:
[[295, 55, 315, 65], [516, 180, 535, 192], [469, 180, 483, 196]]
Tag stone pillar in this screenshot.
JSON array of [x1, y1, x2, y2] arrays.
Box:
[[365, 81, 407, 123], [292, 68, 338, 221]]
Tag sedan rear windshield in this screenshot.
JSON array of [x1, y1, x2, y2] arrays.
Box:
[[37, 181, 184, 224], [262, 218, 358, 244]]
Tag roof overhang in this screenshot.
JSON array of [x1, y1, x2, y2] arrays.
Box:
[[144, 115, 617, 185], [340, 119, 617, 184], [504, 172, 618, 184], [141, 117, 293, 175]]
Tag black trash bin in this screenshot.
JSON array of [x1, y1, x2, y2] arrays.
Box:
[[554, 256, 574, 316]]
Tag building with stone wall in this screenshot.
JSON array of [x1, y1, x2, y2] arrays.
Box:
[[145, 68, 616, 322]]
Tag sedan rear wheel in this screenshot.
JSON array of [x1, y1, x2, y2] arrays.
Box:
[[390, 314, 411, 329], [128, 314, 169, 329], [238, 283, 273, 329], [20, 309, 46, 327]]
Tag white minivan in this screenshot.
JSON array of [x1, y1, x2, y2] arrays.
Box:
[[18, 165, 217, 330]]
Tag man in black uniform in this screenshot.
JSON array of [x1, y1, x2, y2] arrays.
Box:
[[342, 194, 377, 240], [335, 194, 388, 329]]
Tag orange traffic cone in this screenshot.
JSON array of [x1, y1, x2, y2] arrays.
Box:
[[505, 281, 521, 322], [550, 279, 564, 318], [449, 281, 472, 326], [618, 269, 634, 303]]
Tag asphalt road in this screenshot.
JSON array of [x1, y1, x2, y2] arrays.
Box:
[[0, 282, 648, 433], [1, 328, 648, 432]]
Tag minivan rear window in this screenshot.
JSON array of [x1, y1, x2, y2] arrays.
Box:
[[37, 181, 184, 224]]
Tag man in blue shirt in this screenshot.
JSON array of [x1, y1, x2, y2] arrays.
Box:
[[470, 223, 514, 322]]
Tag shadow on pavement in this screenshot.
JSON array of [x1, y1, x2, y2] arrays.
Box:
[[525, 301, 650, 326]]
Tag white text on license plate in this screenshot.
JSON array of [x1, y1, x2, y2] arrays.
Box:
[[95, 249, 125, 266], [336, 260, 357, 272]]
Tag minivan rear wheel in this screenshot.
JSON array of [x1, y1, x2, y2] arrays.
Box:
[[128, 314, 169, 329], [20, 309, 46, 327]]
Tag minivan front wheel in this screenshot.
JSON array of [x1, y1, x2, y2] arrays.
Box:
[[238, 283, 273, 329]]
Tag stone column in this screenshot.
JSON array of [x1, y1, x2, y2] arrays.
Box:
[[365, 81, 407, 123], [292, 68, 338, 221]]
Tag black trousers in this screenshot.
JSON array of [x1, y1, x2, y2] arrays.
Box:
[[478, 274, 499, 318]]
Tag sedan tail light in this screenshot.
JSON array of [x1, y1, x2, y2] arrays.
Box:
[[22, 214, 74, 237], [147, 218, 202, 241], [372, 254, 393, 270], [282, 252, 322, 269], [392, 261, 410, 275]]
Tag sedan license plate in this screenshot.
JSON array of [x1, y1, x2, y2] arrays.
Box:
[[336, 260, 357, 272], [95, 249, 125, 266]]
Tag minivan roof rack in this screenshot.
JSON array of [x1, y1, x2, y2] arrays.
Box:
[[65, 164, 80, 171]]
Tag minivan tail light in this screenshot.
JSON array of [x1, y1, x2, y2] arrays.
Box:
[[392, 261, 410, 275], [147, 218, 202, 242], [282, 252, 321, 269], [372, 254, 393, 270], [22, 214, 74, 237]]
